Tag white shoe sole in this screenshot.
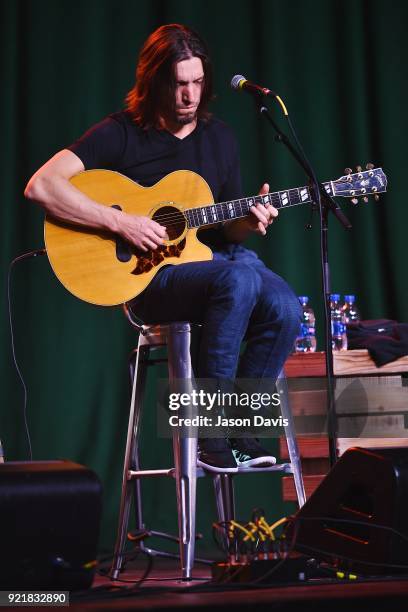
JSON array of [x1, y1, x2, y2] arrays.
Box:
[[197, 459, 238, 473], [237, 456, 277, 468]]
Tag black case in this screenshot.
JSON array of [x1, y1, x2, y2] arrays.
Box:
[[0, 460, 102, 589]]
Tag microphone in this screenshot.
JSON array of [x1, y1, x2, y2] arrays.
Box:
[[231, 74, 276, 97]]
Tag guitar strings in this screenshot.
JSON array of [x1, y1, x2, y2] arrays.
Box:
[[145, 176, 370, 228], [149, 179, 374, 227], [146, 193, 290, 225], [152, 192, 310, 221], [150, 197, 294, 223], [150, 198, 308, 228]]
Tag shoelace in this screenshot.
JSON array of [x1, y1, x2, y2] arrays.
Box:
[[233, 450, 252, 462]]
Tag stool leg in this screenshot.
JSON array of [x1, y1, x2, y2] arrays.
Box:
[[167, 323, 197, 581], [277, 369, 306, 507], [213, 474, 235, 523], [110, 344, 149, 579], [213, 474, 236, 556], [129, 348, 149, 535]]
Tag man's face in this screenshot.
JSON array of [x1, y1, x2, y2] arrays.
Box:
[[172, 56, 204, 125]]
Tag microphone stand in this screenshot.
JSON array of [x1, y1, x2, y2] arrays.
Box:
[[256, 99, 352, 467]]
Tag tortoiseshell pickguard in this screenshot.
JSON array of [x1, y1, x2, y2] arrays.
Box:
[[132, 238, 187, 275]]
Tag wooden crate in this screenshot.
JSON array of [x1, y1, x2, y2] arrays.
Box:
[[281, 350, 408, 503]]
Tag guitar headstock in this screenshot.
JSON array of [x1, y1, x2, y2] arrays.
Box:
[[332, 164, 387, 203]]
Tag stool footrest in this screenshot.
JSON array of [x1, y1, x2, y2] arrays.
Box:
[[128, 463, 292, 480], [128, 467, 207, 479], [128, 468, 176, 479]]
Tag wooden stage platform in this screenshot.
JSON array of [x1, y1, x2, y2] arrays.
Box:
[[67, 557, 408, 611]]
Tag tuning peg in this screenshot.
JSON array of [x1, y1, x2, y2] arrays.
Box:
[[363, 197, 369, 203], [344, 167, 352, 174], [374, 194, 380, 202], [356, 165, 363, 173], [351, 198, 359, 205], [366, 162, 374, 170]]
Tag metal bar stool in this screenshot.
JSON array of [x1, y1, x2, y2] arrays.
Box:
[[110, 305, 306, 581]]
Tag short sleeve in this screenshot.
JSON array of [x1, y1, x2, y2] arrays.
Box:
[[67, 116, 126, 170]]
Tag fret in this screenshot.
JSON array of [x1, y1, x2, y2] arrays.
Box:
[[279, 191, 289, 207], [217, 202, 228, 221], [270, 193, 280, 208], [185, 209, 194, 228], [288, 188, 299, 205], [210, 205, 218, 223], [195, 207, 204, 226], [295, 187, 301, 204], [201, 206, 208, 225], [299, 186, 310, 203], [324, 181, 333, 196], [216, 203, 224, 221]]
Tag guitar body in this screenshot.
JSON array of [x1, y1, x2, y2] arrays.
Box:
[[44, 170, 214, 306]]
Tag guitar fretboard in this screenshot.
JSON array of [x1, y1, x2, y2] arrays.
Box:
[[184, 181, 334, 228]]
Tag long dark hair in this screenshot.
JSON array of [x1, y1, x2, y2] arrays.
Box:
[[125, 24, 213, 128]]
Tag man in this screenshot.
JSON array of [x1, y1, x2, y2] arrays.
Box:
[[25, 24, 301, 473]]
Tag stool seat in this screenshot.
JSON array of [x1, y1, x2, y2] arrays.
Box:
[[110, 309, 305, 580]]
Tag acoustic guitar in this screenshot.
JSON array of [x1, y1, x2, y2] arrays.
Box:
[[44, 167, 387, 306]]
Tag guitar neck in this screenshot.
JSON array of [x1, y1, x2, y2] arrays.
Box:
[[185, 181, 333, 228]]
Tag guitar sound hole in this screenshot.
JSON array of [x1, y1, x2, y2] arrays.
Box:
[[152, 206, 186, 241]]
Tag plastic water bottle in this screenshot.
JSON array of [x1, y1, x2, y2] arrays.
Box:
[[342, 295, 361, 324], [330, 294, 347, 351], [295, 296, 317, 353]]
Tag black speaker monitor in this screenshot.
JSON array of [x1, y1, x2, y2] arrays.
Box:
[[0, 460, 102, 589], [289, 446, 408, 574]]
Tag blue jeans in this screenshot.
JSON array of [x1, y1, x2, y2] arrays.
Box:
[[130, 244, 302, 381]]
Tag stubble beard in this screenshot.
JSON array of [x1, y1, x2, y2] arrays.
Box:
[[175, 110, 197, 125]]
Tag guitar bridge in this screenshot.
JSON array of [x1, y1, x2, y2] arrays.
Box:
[[132, 238, 186, 275]]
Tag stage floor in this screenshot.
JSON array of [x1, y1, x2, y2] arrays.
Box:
[[67, 557, 408, 611]]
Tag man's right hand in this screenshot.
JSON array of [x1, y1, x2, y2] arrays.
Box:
[[118, 213, 167, 252]]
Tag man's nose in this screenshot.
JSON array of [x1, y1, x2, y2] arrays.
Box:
[[182, 84, 194, 102]]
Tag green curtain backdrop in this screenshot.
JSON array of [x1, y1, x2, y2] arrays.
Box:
[[1, 0, 407, 554]]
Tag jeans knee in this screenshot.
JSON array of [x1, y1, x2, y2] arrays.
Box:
[[210, 262, 262, 304], [280, 291, 303, 337], [263, 284, 302, 333]]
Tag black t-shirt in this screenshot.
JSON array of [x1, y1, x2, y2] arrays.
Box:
[[68, 111, 243, 250]]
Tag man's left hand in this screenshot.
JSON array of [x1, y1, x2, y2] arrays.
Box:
[[222, 182, 278, 243], [248, 183, 278, 236]]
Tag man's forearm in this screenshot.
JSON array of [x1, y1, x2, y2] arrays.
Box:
[[25, 151, 167, 252], [222, 218, 253, 244], [24, 173, 122, 234]]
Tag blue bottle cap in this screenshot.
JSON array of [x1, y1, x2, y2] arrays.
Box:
[[344, 295, 355, 303], [330, 293, 340, 301], [298, 296, 309, 304]]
